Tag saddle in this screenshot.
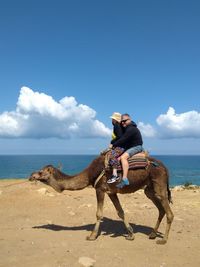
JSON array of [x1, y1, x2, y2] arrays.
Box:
[[105, 151, 149, 171]]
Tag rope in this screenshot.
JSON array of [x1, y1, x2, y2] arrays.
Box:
[[94, 170, 105, 188], [93, 150, 111, 188]]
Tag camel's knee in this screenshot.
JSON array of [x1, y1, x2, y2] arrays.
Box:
[[166, 212, 174, 224], [96, 212, 103, 221]]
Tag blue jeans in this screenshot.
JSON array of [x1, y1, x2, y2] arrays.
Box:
[[125, 145, 144, 157]]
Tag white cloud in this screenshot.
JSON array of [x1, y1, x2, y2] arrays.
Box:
[[156, 107, 200, 138], [138, 122, 157, 138], [0, 86, 111, 139], [136, 107, 200, 139], [1, 90, 199, 141]]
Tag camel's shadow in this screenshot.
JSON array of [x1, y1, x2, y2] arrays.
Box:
[[33, 217, 163, 238]]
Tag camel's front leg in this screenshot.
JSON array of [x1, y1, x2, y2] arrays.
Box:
[[87, 189, 105, 241], [108, 193, 134, 240]]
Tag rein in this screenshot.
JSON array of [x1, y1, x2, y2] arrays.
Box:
[[94, 170, 105, 188], [94, 150, 110, 188]]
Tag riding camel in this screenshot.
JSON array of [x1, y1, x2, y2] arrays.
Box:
[[29, 152, 174, 244]]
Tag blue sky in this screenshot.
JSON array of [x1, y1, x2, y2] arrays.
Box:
[[0, 0, 200, 155]]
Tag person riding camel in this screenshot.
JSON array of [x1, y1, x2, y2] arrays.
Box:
[[108, 113, 144, 188], [107, 112, 125, 184]]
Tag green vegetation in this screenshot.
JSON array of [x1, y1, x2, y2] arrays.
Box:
[[184, 181, 193, 187]]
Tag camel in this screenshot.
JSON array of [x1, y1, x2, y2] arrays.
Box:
[[29, 153, 174, 244]]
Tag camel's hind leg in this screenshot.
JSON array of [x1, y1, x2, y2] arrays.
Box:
[[157, 195, 174, 244], [87, 189, 105, 241], [145, 186, 174, 244], [108, 193, 134, 240], [144, 187, 165, 239]]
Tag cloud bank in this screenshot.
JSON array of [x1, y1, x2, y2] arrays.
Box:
[[0, 87, 111, 139], [156, 107, 200, 138], [0, 87, 199, 140], [139, 107, 200, 139]]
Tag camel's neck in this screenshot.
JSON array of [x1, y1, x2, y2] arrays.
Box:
[[49, 155, 104, 192], [52, 170, 90, 191]]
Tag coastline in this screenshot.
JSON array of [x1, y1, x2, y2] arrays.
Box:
[[0, 154, 200, 186]]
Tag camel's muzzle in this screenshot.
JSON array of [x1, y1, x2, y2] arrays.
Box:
[[29, 172, 40, 181], [29, 175, 35, 181]]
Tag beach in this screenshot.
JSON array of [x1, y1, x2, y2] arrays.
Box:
[[0, 179, 200, 267]]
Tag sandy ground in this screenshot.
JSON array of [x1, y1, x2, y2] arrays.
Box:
[[0, 180, 200, 267]]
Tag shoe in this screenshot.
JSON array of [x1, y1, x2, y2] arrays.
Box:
[[107, 175, 120, 184], [116, 178, 129, 188]]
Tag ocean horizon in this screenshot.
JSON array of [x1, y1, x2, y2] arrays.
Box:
[[0, 154, 200, 186]]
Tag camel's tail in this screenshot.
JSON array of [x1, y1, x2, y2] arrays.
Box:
[[160, 161, 173, 204], [167, 183, 173, 204], [166, 167, 173, 204]]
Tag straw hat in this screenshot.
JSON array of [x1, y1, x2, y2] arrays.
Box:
[[110, 112, 121, 123]]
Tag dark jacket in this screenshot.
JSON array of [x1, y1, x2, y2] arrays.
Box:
[[112, 121, 143, 150], [110, 123, 124, 144]]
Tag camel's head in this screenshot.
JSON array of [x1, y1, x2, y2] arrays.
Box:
[[29, 165, 56, 183]]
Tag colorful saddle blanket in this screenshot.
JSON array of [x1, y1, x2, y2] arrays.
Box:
[[117, 151, 149, 171]]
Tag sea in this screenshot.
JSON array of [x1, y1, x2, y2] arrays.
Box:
[[0, 155, 200, 186]]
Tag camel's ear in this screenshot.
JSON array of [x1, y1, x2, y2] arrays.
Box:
[[58, 163, 63, 171]]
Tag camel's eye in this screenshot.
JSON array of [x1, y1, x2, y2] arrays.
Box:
[[47, 167, 52, 173]]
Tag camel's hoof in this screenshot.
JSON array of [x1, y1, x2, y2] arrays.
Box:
[[156, 239, 167, 245], [125, 234, 135, 241], [149, 231, 157, 239], [86, 235, 97, 241]]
